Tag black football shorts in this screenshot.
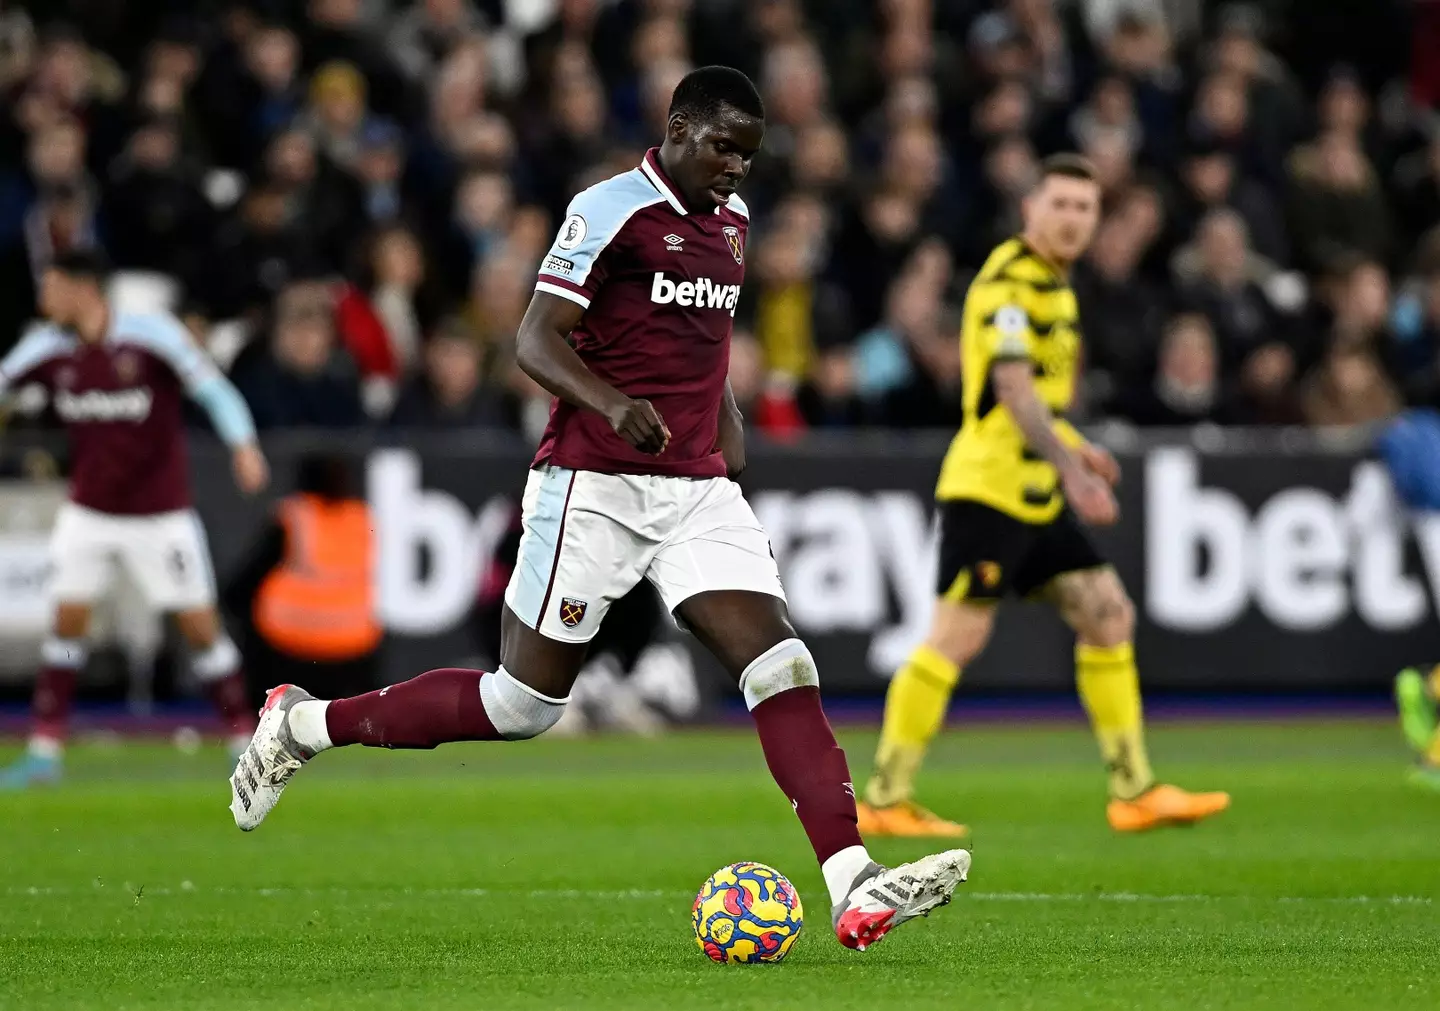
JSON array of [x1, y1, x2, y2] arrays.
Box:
[[934, 499, 1107, 602]]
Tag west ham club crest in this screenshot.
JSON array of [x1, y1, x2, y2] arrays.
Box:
[[723, 225, 744, 265], [558, 597, 588, 628]]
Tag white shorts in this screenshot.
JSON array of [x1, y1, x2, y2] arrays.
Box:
[[504, 466, 786, 643], [49, 502, 217, 612]]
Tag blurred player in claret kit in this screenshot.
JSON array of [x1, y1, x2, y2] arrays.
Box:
[[230, 65, 970, 952], [0, 250, 269, 788]]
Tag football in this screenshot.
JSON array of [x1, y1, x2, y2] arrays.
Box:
[[692, 861, 804, 964]]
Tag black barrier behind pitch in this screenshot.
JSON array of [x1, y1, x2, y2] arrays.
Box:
[[167, 428, 1433, 696]]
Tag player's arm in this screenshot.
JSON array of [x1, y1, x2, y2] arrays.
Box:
[[992, 360, 1116, 525], [0, 326, 67, 425], [978, 290, 1116, 524], [717, 378, 745, 479], [514, 290, 670, 455], [143, 314, 269, 493]]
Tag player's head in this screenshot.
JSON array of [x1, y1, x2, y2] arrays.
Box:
[[296, 451, 358, 501], [1022, 154, 1101, 266], [40, 249, 111, 332], [662, 65, 765, 210]]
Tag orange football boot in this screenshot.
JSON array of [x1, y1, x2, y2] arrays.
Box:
[[856, 799, 970, 840], [1106, 784, 1231, 832]]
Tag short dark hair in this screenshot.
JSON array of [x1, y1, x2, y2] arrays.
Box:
[[1039, 153, 1098, 183], [668, 65, 765, 123], [49, 249, 111, 283], [295, 452, 357, 500]]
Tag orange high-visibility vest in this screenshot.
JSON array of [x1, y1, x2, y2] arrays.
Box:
[[253, 494, 381, 661]]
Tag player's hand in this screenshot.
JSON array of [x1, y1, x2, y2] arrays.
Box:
[[606, 397, 670, 455], [232, 443, 270, 495], [1061, 465, 1118, 526], [1078, 442, 1120, 486]]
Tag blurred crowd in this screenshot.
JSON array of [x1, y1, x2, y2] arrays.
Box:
[[2, 0, 1439, 437]]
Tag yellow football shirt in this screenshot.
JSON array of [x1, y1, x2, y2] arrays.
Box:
[[934, 237, 1086, 524]]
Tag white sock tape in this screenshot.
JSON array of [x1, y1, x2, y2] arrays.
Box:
[[480, 667, 569, 740], [739, 638, 819, 711], [193, 637, 241, 682], [41, 638, 88, 669]]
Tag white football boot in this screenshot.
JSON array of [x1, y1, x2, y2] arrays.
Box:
[[831, 848, 971, 950], [229, 684, 315, 831]]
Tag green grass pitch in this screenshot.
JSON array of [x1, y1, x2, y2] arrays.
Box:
[[3, 719, 1439, 1010]]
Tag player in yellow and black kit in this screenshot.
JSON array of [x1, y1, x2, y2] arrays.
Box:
[[857, 155, 1230, 836]]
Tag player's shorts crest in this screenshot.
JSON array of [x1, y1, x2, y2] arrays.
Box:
[[723, 225, 744, 265], [558, 596, 588, 628]]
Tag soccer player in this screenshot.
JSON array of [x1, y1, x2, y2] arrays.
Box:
[[0, 250, 268, 788], [1395, 666, 1440, 790], [855, 155, 1231, 836], [229, 66, 970, 952]]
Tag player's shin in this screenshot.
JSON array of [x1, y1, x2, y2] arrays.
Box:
[[29, 637, 88, 754], [865, 645, 961, 807], [742, 638, 871, 906], [1076, 642, 1155, 799], [289, 667, 568, 752]]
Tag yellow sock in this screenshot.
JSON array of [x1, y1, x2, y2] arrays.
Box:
[[864, 645, 961, 807], [1426, 730, 1440, 767], [1076, 642, 1155, 801]]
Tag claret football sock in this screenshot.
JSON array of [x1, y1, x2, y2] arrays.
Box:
[[864, 645, 961, 808], [30, 638, 88, 748], [321, 668, 507, 749], [741, 640, 868, 891], [192, 637, 253, 747], [1076, 642, 1155, 800]]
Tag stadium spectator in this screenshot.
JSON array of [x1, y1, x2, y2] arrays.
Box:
[[1391, 265, 1440, 404], [234, 284, 364, 429], [0, 0, 1435, 436], [1286, 129, 1392, 273], [1300, 347, 1403, 427], [1113, 313, 1236, 427], [261, 124, 363, 271], [1073, 213, 1168, 406], [843, 243, 960, 429], [1392, 131, 1440, 257], [200, 181, 320, 322], [1174, 209, 1289, 379], [1172, 139, 1288, 265], [102, 115, 212, 277], [390, 317, 505, 428]]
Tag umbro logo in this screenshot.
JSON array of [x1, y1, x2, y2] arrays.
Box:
[[663, 233, 684, 251]]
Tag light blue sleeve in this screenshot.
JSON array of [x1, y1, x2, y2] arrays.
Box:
[[122, 312, 256, 446], [535, 173, 663, 306], [0, 325, 71, 395], [191, 374, 257, 446]]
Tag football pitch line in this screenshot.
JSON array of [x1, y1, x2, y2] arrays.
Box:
[[5, 884, 1432, 905]]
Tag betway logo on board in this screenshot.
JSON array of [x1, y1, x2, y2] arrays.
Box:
[[649, 272, 741, 312], [54, 388, 153, 423], [1147, 447, 1440, 633]]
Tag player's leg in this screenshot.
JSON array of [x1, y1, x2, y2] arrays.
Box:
[[1039, 523, 1230, 830], [0, 603, 92, 788], [652, 478, 968, 952], [860, 501, 1024, 837], [1, 504, 109, 788], [1394, 665, 1440, 789], [173, 607, 253, 756], [228, 467, 642, 829], [127, 510, 254, 757], [678, 589, 969, 951]]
